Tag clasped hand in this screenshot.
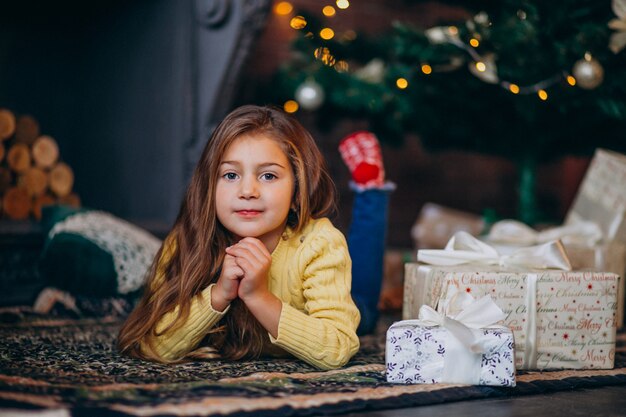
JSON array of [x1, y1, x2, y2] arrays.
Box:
[[215, 237, 272, 306]]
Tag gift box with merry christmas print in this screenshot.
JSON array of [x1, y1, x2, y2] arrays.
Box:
[[485, 218, 626, 328], [403, 232, 619, 370]]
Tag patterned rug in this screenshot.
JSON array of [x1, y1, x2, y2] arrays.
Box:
[[1, 313, 626, 417]]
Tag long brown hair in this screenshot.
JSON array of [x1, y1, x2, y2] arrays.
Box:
[[118, 105, 336, 362]]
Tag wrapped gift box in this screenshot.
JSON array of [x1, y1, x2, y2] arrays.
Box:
[[386, 320, 515, 386], [565, 148, 626, 245], [403, 263, 619, 370], [563, 241, 626, 328], [486, 220, 626, 328], [411, 203, 485, 250]]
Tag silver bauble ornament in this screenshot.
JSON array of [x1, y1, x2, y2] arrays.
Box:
[[295, 79, 325, 110], [572, 56, 604, 90]]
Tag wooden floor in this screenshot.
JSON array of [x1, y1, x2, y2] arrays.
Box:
[[344, 385, 626, 417], [1, 385, 625, 416]]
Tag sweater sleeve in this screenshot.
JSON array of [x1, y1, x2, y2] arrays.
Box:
[[269, 226, 361, 370], [146, 284, 229, 361], [140, 236, 229, 362]]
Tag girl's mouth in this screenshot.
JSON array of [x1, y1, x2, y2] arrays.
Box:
[[236, 210, 262, 217]]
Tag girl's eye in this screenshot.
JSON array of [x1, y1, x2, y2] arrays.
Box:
[[261, 173, 277, 181], [223, 172, 238, 180]]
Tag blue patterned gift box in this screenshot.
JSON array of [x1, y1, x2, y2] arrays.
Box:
[[385, 321, 516, 386]]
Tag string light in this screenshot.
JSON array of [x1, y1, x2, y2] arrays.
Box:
[[314, 47, 335, 65], [274, 1, 293, 15], [396, 78, 408, 89], [538, 89, 548, 100], [566, 75, 576, 86], [320, 28, 335, 40], [421, 64, 432, 74], [336, 0, 349, 10], [442, 33, 568, 95], [322, 6, 336, 17], [509, 84, 520, 94], [290, 16, 307, 30], [469, 38, 480, 47], [284, 100, 299, 113], [314, 47, 330, 59], [448, 26, 459, 36], [335, 60, 349, 72]]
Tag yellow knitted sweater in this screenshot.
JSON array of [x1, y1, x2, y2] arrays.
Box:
[[143, 217, 361, 370]]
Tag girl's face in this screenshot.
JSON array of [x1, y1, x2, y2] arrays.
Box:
[[215, 134, 296, 252]]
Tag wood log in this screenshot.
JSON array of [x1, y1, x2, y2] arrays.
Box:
[[6, 143, 31, 173], [32, 193, 56, 220], [19, 166, 49, 196], [0, 109, 16, 141], [32, 135, 59, 169], [0, 167, 12, 194], [14, 115, 40, 145], [2, 186, 31, 220], [58, 192, 81, 208], [49, 162, 74, 197]]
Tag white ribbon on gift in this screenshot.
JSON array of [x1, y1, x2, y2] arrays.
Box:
[[417, 230, 572, 271], [390, 292, 507, 384], [487, 219, 603, 247]]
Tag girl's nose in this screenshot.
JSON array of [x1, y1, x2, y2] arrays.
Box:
[[239, 176, 259, 199]]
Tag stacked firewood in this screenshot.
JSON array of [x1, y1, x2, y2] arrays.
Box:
[[0, 108, 80, 220]]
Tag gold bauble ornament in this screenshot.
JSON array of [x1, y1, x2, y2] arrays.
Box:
[[572, 54, 604, 90]]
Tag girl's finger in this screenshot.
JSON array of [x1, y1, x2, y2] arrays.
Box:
[[227, 238, 270, 263]]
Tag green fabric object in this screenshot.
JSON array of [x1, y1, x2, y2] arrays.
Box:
[[38, 205, 162, 297]]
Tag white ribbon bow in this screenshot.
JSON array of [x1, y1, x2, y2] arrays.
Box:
[[392, 292, 508, 384], [487, 219, 603, 247], [418, 292, 507, 354], [418, 231, 572, 271]]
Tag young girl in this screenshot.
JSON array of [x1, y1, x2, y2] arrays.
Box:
[[118, 105, 364, 370]]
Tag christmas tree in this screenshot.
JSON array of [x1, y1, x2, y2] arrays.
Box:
[[268, 0, 626, 224]]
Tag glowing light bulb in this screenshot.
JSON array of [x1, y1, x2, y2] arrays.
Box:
[[320, 28, 335, 40], [284, 100, 299, 113], [475, 61, 486, 72], [274, 2, 293, 15], [567, 75, 576, 86], [509, 84, 520, 94], [538, 89, 548, 100], [469, 38, 480, 47], [421, 64, 432, 75], [336, 0, 349, 10], [448, 26, 459, 36], [290, 16, 307, 30], [396, 78, 408, 89], [322, 6, 336, 16]]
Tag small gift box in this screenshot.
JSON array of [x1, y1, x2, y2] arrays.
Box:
[[403, 232, 619, 370], [386, 293, 515, 386], [565, 148, 626, 245]]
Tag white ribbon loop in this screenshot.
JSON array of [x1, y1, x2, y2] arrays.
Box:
[[488, 219, 603, 246], [418, 293, 506, 353], [418, 231, 572, 271]]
